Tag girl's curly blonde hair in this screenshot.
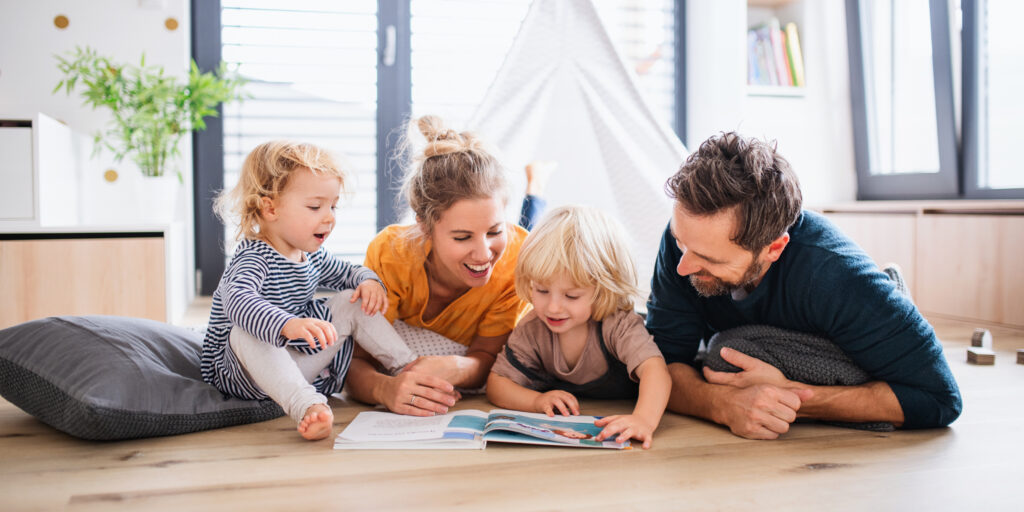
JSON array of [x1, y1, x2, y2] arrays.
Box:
[[215, 140, 347, 241]]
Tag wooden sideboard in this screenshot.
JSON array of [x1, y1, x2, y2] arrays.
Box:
[[0, 225, 185, 329], [818, 201, 1024, 328]]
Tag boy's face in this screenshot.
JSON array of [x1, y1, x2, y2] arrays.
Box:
[[260, 166, 342, 261], [529, 274, 596, 339]]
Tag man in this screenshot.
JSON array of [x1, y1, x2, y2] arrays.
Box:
[[646, 132, 961, 440]]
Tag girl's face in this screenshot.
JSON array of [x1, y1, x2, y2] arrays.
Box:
[[529, 273, 597, 339], [259, 166, 341, 261], [426, 196, 508, 290]]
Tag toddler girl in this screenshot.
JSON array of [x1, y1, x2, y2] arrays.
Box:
[[201, 141, 415, 440], [486, 205, 671, 449]]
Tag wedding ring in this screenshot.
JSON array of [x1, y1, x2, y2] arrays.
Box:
[[410, 395, 417, 406]]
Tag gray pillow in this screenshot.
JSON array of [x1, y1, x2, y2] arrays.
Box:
[[0, 315, 283, 440]]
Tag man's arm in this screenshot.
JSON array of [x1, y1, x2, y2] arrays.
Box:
[[703, 347, 904, 425], [667, 362, 812, 440]]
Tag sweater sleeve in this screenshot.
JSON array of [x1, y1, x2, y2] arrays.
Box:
[[808, 255, 962, 428], [316, 249, 383, 291], [221, 251, 294, 347], [645, 223, 707, 367]]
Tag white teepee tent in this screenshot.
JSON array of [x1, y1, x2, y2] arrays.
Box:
[[468, 0, 688, 291]]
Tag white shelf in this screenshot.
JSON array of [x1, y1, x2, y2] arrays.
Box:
[[747, 85, 806, 97]]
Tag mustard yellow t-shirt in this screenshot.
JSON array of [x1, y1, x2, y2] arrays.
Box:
[[364, 224, 529, 346]]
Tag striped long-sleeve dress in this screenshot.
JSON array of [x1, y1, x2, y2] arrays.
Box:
[[201, 238, 381, 400]]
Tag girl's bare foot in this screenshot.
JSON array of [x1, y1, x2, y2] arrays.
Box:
[[297, 403, 334, 441], [525, 160, 557, 197]]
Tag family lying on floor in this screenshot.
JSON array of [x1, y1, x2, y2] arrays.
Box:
[[201, 115, 962, 447]]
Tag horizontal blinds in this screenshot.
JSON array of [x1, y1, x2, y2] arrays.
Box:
[[221, 0, 378, 263]]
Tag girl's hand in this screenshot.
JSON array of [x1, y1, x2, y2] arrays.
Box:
[[533, 390, 580, 417], [352, 280, 388, 315], [378, 371, 460, 416], [594, 414, 657, 449], [282, 317, 337, 350]]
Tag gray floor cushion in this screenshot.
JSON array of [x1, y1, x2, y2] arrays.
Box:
[[0, 316, 283, 440]]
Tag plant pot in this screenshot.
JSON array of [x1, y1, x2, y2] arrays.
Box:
[[133, 175, 179, 226]]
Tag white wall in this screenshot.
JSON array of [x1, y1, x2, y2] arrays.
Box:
[[0, 0, 196, 308], [686, 0, 857, 206]]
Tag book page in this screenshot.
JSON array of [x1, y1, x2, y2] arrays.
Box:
[[337, 410, 487, 442], [483, 409, 629, 449]]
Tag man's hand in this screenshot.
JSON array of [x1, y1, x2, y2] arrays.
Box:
[[703, 347, 791, 388], [714, 384, 814, 440]]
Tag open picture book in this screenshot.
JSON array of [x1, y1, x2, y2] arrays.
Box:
[[334, 408, 631, 450]]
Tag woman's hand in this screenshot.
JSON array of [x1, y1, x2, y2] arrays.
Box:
[[377, 371, 460, 417]]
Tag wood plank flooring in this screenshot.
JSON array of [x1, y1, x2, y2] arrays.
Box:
[[1, 317, 1022, 511]]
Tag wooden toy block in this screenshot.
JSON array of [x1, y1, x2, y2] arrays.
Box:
[[967, 347, 995, 365], [970, 328, 992, 348]]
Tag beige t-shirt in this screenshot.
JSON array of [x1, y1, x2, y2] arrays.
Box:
[[491, 309, 664, 390]]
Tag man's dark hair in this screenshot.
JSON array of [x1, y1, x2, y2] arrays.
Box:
[[665, 132, 803, 252]]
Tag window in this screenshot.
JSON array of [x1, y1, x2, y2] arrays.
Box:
[[847, 0, 1024, 200], [846, 0, 958, 199], [963, 0, 1024, 197], [220, 1, 379, 262]]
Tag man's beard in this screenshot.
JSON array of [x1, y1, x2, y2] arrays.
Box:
[[689, 258, 765, 298]]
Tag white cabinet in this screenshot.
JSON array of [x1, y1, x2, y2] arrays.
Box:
[[0, 113, 80, 228]]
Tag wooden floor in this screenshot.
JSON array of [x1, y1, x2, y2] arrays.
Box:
[[1, 317, 1022, 511]]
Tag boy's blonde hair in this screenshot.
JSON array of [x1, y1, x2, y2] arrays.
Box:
[[398, 115, 510, 246], [216, 140, 347, 241], [515, 205, 641, 321]]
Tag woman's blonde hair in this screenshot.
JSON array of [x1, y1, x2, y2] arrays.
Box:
[[515, 205, 641, 321], [398, 115, 510, 245], [216, 140, 347, 241]]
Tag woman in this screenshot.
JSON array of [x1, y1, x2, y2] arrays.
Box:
[[344, 115, 551, 416]]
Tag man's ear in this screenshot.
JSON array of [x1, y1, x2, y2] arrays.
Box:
[[762, 232, 790, 263], [259, 196, 277, 221]]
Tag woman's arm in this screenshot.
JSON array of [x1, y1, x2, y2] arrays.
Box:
[[403, 333, 509, 389], [345, 346, 458, 416]]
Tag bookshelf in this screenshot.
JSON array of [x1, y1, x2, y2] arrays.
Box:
[[746, 0, 806, 97]]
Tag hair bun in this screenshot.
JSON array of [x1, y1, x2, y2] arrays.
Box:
[[417, 115, 481, 158], [417, 115, 458, 142]]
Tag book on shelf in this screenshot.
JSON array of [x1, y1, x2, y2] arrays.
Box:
[[784, 21, 806, 87], [334, 408, 631, 450], [747, 17, 805, 88]]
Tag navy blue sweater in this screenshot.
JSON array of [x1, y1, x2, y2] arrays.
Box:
[[646, 210, 961, 429]]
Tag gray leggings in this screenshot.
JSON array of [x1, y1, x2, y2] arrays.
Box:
[[229, 290, 415, 423]]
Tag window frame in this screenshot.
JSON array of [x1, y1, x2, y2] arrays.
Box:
[[960, 0, 1024, 199], [845, 0, 960, 200]]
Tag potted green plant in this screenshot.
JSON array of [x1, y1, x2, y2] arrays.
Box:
[[54, 45, 246, 182]]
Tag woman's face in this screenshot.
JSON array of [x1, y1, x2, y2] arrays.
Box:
[[426, 196, 508, 290]]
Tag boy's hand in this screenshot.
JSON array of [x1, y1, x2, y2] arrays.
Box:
[[533, 390, 580, 417], [352, 280, 388, 315], [282, 317, 337, 350], [594, 414, 657, 449]]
